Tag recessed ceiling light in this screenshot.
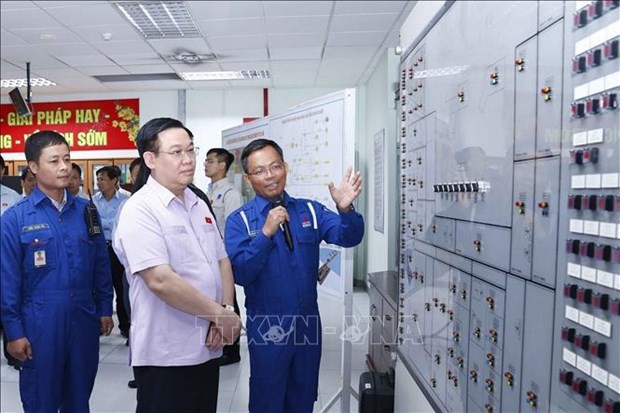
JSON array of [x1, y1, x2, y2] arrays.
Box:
[[1, 78, 57, 88], [114, 1, 201, 39], [179, 71, 270, 81]]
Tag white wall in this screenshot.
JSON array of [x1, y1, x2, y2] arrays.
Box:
[[359, 50, 399, 276]]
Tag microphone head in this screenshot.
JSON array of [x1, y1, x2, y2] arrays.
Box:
[[272, 196, 284, 208]]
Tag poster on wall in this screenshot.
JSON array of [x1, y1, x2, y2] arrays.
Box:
[[0, 98, 139, 153]]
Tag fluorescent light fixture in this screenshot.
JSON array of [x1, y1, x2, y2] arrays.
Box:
[[1, 78, 57, 88], [179, 70, 270, 81], [114, 1, 201, 39]]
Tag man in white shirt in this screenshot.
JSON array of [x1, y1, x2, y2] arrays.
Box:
[[204, 148, 244, 366], [114, 118, 241, 412], [0, 155, 21, 215]]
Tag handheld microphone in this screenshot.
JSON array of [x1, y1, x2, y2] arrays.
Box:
[[273, 197, 294, 251]]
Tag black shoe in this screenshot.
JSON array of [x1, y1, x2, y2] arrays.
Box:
[[128, 379, 137, 389], [219, 353, 241, 366], [120, 330, 129, 339]]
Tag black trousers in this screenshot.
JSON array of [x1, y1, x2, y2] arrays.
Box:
[[107, 244, 130, 334], [134, 358, 220, 413]]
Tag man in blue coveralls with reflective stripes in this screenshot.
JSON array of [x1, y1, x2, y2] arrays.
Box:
[[0, 130, 114, 412], [225, 139, 364, 412]]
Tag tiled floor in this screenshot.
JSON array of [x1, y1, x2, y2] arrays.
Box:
[[1, 289, 370, 413]]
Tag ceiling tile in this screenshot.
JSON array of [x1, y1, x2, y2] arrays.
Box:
[[227, 78, 272, 88], [334, 1, 409, 14], [270, 59, 321, 71], [263, 1, 333, 17], [216, 48, 269, 62], [219, 61, 269, 71], [2, 1, 37, 10], [124, 64, 176, 74], [37, 43, 100, 56], [267, 33, 325, 48], [148, 38, 211, 54], [1, 29, 29, 47], [107, 53, 164, 66], [56, 54, 117, 67], [2, 48, 70, 69], [187, 1, 262, 20], [169, 62, 222, 72], [331, 13, 399, 32], [91, 40, 154, 55], [43, 3, 127, 27], [0, 7, 61, 30], [270, 47, 323, 60], [208, 35, 266, 51], [8, 27, 82, 44], [323, 46, 377, 60], [75, 66, 130, 76], [197, 18, 265, 37], [72, 24, 144, 43], [326, 31, 386, 47], [265, 16, 329, 34]]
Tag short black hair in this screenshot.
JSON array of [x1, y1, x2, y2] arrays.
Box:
[[0, 154, 5, 170], [20, 167, 33, 181], [240, 139, 284, 173], [71, 162, 82, 176], [129, 157, 141, 174], [25, 130, 69, 163], [207, 148, 235, 172], [97, 166, 118, 180], [133, 117, 194, 193]]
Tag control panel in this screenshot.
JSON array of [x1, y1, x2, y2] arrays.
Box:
[[396, 1, 619, 412]]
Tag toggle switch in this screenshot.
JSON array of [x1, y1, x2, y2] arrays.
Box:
[[572, 378, 588, 395], [490, 72, 499, 85], [541, 86, 552, 101], [486, 379, 494, 393], [504, 372, 514, 387], [575, 150, 584, 165], [587, 388, 605, 406], [559, 369, 574, 386], [590, 340, 606, 359], [486, 297, 495, 310], [470, 370, 478, 383], [603, 39, 619, 59], [573, 55, 587, 73], [473, 327, 481, 339], [515, 200, 526, 214], [574, 9, 588, 28], [526, 391, 537, 408], [588, 194, 598, 211]]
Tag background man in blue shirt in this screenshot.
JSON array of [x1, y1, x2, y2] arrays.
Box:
[[93, 166, 130, 337], [0, 130, 114, 412], [225, 139, 364, 413]]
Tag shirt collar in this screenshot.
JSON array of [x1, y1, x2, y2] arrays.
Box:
[[256, 191, 294, 213], [31, 186, 69, 211], [146, 175, 198, 209]]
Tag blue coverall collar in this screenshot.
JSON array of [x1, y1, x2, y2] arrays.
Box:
[[31, 186, 74, 209], [256, 191, 294, 213]]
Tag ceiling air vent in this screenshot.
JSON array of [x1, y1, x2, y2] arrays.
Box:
[[165, 52, 218, 64]]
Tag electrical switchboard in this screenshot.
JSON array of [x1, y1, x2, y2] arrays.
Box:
[[397, 1, 619, 412]]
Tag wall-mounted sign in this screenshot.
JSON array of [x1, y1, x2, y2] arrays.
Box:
[[0, 98, 139, 153]]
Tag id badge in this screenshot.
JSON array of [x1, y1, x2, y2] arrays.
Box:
[[34, 250, 47, 267]]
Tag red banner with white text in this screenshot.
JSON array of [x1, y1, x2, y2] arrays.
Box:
[[0, 98, 139, 153]]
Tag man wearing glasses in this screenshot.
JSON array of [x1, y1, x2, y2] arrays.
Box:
[[204, 148, 244, 366], [113, 118, 241, 413], [225, 139, 364, 413]]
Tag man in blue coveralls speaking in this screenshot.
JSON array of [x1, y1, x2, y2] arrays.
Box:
[[225, 139, 364, 412], [0, 130, 114, 412]]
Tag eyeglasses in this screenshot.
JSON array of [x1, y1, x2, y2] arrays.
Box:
[[157, 146, 200, 160], [247, 162, 285, 178]]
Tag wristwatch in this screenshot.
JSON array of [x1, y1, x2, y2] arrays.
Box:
[[222, 304, 235, 312]]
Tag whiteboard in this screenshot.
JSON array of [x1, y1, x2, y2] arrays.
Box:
[[222, 89, 356, 297]]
